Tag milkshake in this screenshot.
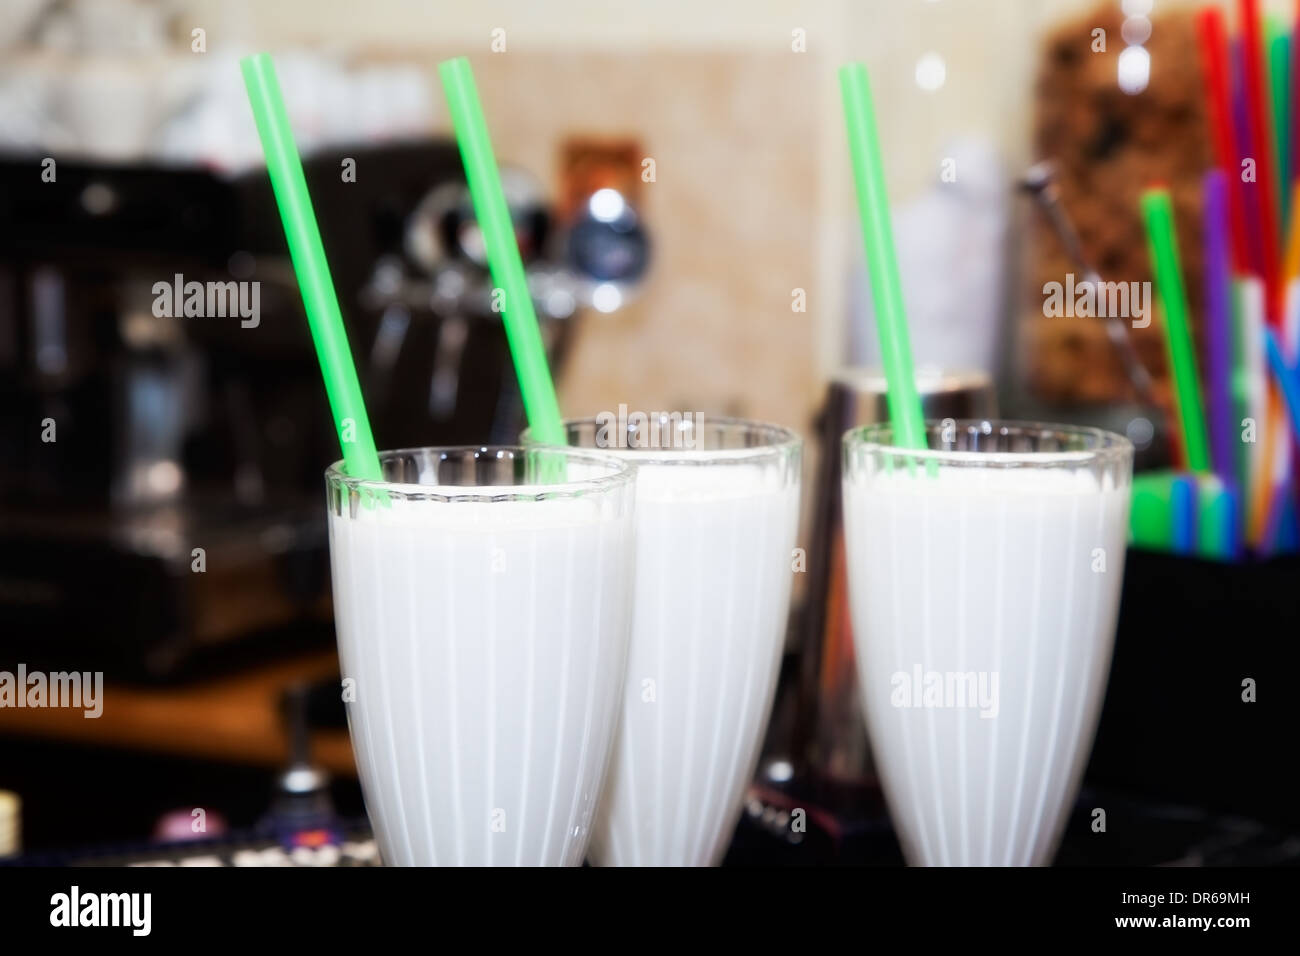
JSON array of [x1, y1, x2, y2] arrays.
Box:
[[327, 446, 636, 866], [842, 421, 1132, 866], [528, 417, 802, 866]]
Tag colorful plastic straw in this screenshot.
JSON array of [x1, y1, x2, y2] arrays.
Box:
[[1170, 476, 1197, 555], [1263, 324, 1300, 551], [838, 63, 926, 451], [1198, 478, 1242, 561], [1130, 470, 1239, 560], [1292, 1, 1300, 190], [1265, 326, 1300, 445], [1235, 38, 1268, 275], [1141, 188, 1212, 473], [1241, 0, 1282, 307], [1238, 277, 1271, 537], [1284, 183, 1300, 280], [438, 57, 565, 445], [1271, 494, 1300, 550], [1253, 392, 1284, 545], [1269, 14, 1292, 236], [1130, 471, 1178, 551], [1273, 189, 1300, 539], [240, 54, 382, 481], [1230, 280, 1254, 489], [1197, 7, 1251, 269], [1204, 171, 1237, 484], [1286, 277, 1300, 548], [1229, 49, 1286, 549]]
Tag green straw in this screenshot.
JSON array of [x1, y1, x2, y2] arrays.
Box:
[[1268, 16, 1291, 238], [438, 57, 564, 446], [1129, 470, 1177, 550], [240, 53, 382, 481], [1140, 188, 1211, 473], [839, 63, 926, 451], [1196, 476, 1235, 560]]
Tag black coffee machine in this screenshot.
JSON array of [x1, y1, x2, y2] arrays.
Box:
[[0, 142, 647, 678]]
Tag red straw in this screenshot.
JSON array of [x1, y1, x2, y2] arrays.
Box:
[[1241, 0, 1283, 324], [1198, 7, 1252, 271]]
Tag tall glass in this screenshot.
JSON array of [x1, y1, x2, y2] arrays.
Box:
[[527, 416, 802, 866], [326, 446, 636, 866], [842, 421, 1133, 866]]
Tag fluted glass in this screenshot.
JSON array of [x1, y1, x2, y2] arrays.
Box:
[[842, 421, 1133, 866], [528, 417, 802, 866], [326, 446, 636, 866]]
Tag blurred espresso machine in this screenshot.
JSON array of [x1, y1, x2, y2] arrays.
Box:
[[0, 143, 649, 679]]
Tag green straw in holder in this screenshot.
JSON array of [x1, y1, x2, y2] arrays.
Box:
[[240, 53, 382, 483], [438, 57, 565, 448], [839, 63, 927, 454], [1140, 187, 1211, 473]]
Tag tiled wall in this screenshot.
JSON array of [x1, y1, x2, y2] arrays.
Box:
[[468, 50, 820, 429]]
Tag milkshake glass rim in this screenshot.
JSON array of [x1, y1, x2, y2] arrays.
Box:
[[523, 415, 802, 466], [843, 419, 1134, 468], [325, 444, 635, 502]]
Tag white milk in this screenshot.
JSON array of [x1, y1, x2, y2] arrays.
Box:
[[329, 493, 633, 866], [589, 462, 800, 866], [844, 463, 1130, 866]]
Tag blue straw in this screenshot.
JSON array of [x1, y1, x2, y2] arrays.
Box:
[[1274, 493, 1300, 551], [1265, 326, 1300, 443], [1222, 482, 1244, 560], [1170, 476, 1198, 554], [1262, 328, 1300, 553]]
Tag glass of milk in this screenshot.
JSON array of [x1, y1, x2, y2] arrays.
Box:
[[326, 445, 637, 866], [842, 420, 1133, 866], [526, 415, 802, 866]]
